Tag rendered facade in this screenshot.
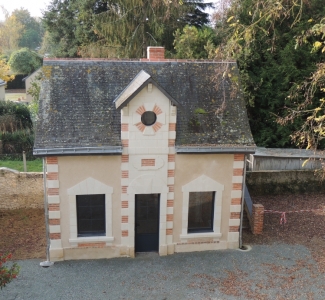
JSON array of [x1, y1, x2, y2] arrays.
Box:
[[34, 47, 255, 261]]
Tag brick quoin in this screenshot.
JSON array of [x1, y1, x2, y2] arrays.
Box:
[[48, 204, 60, 211], [46, 157, 58, 164], [141, 159, 155, 166], [167, 170, 174, 177], [121, 186, 128, 193], [122, 230, 129, 237], [229, 226, 239, 232], [230, 212, 240, 219], [166, 214, 173, 221], [232, 183, 242, 190], [136, 105, 146, 115], [78, 242, 105, 248], [49, 219, 60, 225], [231, 198, 242, 205], [168, 154, 175, 162], [50, 233, 61, 239], [121, 140, 129, 147], [168, 185, 174, 192], [121, 216, 128, 223], [121, 155, 129, 162], [166, 229, 173, 235], [121, 171, 129, 178], [48, 188, 59, 195], [121, 123, 129, 131], [168, 139, 175, 146], [47, 172, 58, 180], [121, 201, 128, 208], [234, 154, 245, 161], [169, 123, 176, 131], [167, 200, 174, 207], [233, 168, 244, 176]]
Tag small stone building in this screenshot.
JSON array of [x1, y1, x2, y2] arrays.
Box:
[[34, 47, 255, 261], [0, 79, 6, 100]]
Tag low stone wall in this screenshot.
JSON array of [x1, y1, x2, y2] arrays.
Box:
[[246, 170, 325, 196], [0, 168, 43, 210]]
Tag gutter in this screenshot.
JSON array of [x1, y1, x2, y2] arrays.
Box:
[[176, 146, 256, 154], [239, 157, 247, 249], [33, 146, 123, 156]]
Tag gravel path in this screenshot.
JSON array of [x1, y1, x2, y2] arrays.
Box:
[[2, 244, 325, 300]]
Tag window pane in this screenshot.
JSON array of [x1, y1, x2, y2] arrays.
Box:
[[188, 192, 215, 233], [77, 194, 105, 237]]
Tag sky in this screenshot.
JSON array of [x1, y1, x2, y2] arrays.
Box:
[[0, 0, 50, 21]]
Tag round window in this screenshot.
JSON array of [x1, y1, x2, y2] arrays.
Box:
[[141, 111, 157, 126]]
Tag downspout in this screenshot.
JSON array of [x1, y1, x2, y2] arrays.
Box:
[[239, 156, 247, 249], [40, 157, 54, 267]]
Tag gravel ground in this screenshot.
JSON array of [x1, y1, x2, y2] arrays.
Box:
[[2, 244, 325, 300]]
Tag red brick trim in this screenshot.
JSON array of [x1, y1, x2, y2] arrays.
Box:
[[152, 122, 163, 132], [121, 123, 129, 131], [48, 188, 59, 195], [169, 123, 176, 131], [252, 204, 264, 235], [136, 105, 146, 115], [122, 230, 128, 237], [168, 185, 174, 192], [121, 216, 128, 223], [166, 229, 173, 235], [47, 172, 58, 180], [121, 140, 129, 147], [49, 219, 60, 225], [229, 226, 239, 232], [121, 201, 128, 208], [230, 212, 240, 219], [167, 200, 174, 207], [48, 204, 60, 211], [233, 168, 244, 176], [234, 154, 245, 161], [232, 183, 242, 190], [121, 155, 129, 162], [231, 198, 242, 205], [135, 122, 145, 132], [121, 186, 128, 193], [141, 159, 155, 166], [50, 233, 61, 239], [153, 104, 163, 115], [46, 157, 58, 164], [166, 214, 173, 221], [121, 171, 129, 178], [168, 139, 175, 146], [168, 154, 175, 162]]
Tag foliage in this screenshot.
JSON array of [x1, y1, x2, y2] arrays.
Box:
[[8, 48, 42, 75], [0, 59, 14, 82], [42, 0, 213, 58], [0, 101, 33, 130], [173, 25, 216, 59], [12, 8, 43, 50], [0, 129, 34, 154], [0, 253, 19, 289], [213, 0, 325, 148], [0, 158, 43, 171], [27, 76, 41, 123]]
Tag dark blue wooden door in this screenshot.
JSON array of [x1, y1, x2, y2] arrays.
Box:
[[135, 194, 160, 252]]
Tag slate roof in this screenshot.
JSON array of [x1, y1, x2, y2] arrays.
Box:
[[34, 59, 255, 156]]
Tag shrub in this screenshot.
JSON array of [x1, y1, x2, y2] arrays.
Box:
[[0, 253, 19, 289]]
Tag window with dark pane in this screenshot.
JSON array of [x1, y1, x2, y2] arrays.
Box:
[[76, 194, 105, 237], [141, 111, 156, 126], [188, 192, 215, 233]]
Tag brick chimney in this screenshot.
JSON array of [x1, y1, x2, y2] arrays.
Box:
[[146, 47, 165, 60]]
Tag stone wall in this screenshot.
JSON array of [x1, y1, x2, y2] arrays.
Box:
[[0, 168, 43, 210], [246, 170, 325, 196]]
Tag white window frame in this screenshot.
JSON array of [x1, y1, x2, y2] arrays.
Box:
[[67, 177, 114, 244], [181, 175, 224, 240]]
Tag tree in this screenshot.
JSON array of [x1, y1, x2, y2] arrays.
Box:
[[12, 8, 43, 50], [173, 25, 217, 59], [213, 0, 325, 148], [0, 60, 14, 82], [0, 7, 24, 53], [8, 48, 42, 75]]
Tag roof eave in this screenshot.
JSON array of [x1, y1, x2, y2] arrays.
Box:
[[33, 146, 123, 156], [176, 146, 256, 154]]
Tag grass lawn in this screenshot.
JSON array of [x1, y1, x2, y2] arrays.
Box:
[[0, 159, 43, 172]]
